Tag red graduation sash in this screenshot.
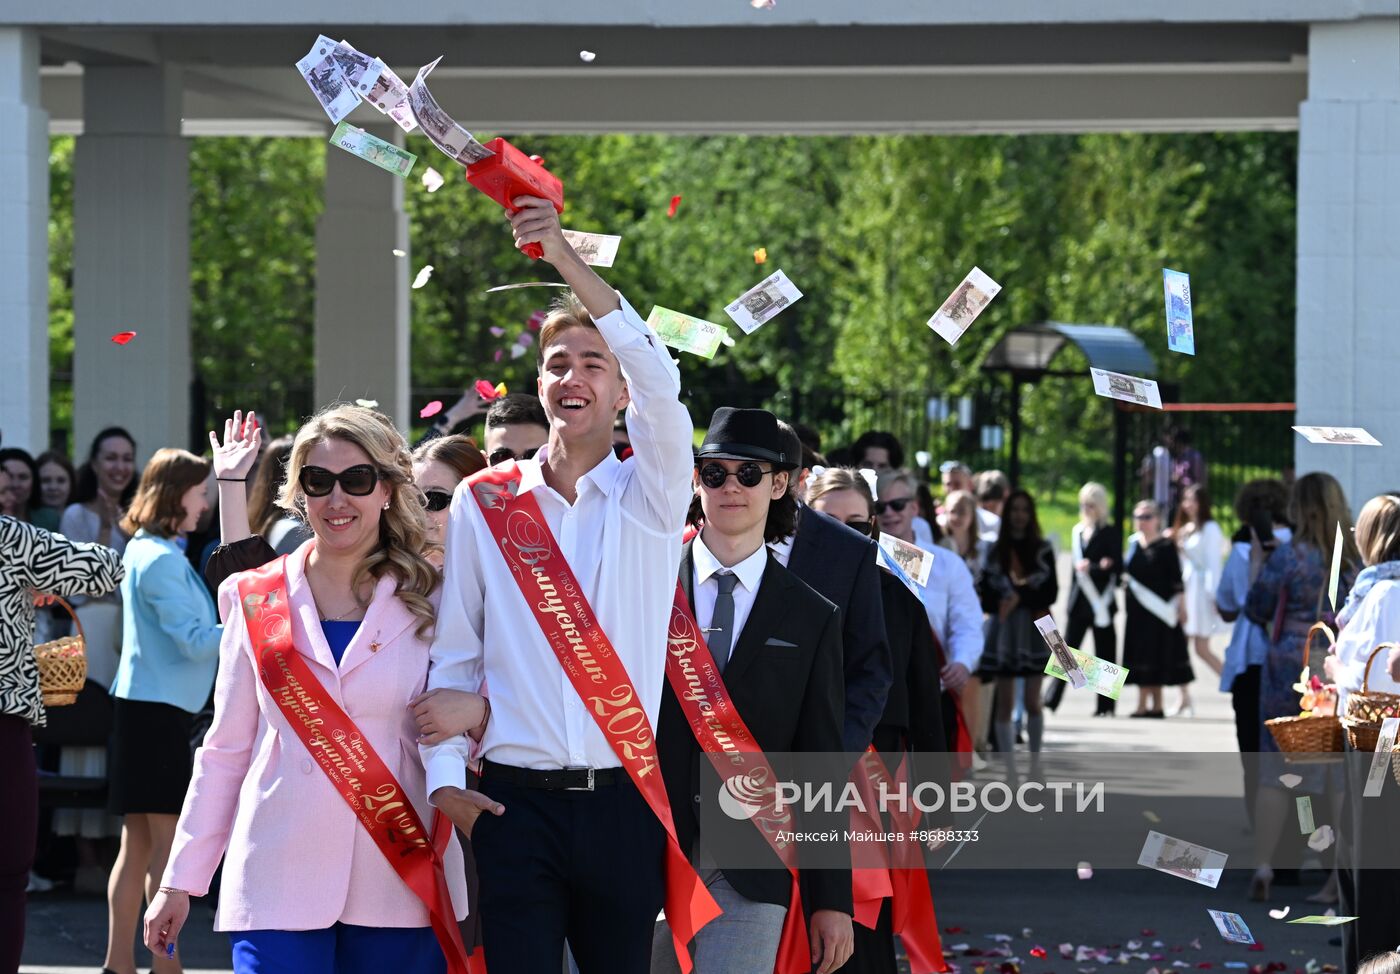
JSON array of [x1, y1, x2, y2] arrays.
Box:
[[237, 559, 467, 974], [467, 463, 720, 973], [850, 746, 948, 973], [666, 579, 811, 974]]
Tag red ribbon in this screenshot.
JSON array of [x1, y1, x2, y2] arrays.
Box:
[[468, 463, 720, 973], [666, 581, 810, 973], [238, 559, 468, 974]]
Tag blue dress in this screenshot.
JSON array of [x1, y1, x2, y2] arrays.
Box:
[[1244, 541, 1355, 755]]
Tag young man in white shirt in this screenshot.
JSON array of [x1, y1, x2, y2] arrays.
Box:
[[655, 407, 853, 974], [417, 196, 694, 974]]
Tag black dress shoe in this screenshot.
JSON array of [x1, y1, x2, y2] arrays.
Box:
[[1147, 710, 1166, 718]]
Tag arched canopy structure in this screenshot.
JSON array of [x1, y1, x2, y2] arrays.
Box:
[[982, 322, 1158, 524], [983, 322, 1157, 380]]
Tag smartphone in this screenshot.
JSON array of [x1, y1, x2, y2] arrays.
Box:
[[1248, 508, 1278, 550]]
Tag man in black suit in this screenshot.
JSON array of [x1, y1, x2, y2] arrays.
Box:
[[654, 407, 853, 974], [773, 421, 892, 754]]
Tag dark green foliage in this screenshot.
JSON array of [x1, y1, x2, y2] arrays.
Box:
[[46, 131, 1296, 477]]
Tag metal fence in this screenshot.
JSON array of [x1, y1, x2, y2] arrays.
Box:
[[1119, 404, 1296, 539]]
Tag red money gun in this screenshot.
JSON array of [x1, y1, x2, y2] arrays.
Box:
[[465, 138, 565, 260]]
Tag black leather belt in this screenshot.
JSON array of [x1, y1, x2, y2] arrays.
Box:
[[480, 759, 625, 791]]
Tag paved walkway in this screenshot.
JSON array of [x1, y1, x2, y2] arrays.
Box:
[[26, 553, 1344, 974]]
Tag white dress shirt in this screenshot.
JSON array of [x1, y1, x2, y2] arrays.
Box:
[[1333, 578, 1400, 712], [768, 535, 794, 568], [422, 294, 694, 790], [692, 535, 768, 660], [913, 544, 985, 674]]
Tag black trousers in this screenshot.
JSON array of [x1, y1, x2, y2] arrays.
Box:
[[1230, 665, 1261, 827], [470, 773, 666, 974], [1044, 602, 1117, 714], [1, 715, 37, 974], [1338, 741, 1400, 973]]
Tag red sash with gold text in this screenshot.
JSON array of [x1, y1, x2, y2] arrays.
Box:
[[850, 746, 947, 972], [467, 463, 720, 973], [666, 581, 811, 974], [238, 559, 467, 974]]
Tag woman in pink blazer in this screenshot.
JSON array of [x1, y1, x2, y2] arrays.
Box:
[[143, 406, 489, 974]]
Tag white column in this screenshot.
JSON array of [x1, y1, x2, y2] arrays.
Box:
[[72, 64, 191, 463], [314, 122, 411, 429], [0, 29, 50, 453], [1295, 17, 1400, 509]]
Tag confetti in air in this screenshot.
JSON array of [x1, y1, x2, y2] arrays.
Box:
[[667, 195, 682, 218], [412, 265, 434, 289], [475, 380, 509, 401], [110, 331, 137, 345], [419, 400, 443, 419]]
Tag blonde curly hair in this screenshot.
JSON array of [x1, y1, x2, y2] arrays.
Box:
[[278, 404, 438, 639]]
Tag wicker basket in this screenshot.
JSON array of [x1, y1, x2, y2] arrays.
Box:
[[32, 595, 87, 707], [1342, 643, 1400, 751], [1266, 622, 1344, 757]]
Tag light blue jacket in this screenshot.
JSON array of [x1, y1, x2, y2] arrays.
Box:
[[113, 530, 223, 713], [1216, 526, 1292, 693]]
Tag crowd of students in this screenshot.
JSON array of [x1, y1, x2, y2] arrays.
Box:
[[3, 197, 1399, 974]]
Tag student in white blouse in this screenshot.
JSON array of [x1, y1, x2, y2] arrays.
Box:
[[1326, 494, 1400, 710], [416, 197, 694, 974], [1325, 494, 1400, 967]]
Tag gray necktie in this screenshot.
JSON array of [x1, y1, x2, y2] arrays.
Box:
[[710, 571, 740, 672]]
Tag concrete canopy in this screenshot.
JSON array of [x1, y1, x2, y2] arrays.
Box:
[[33, 3, 1382, 137]]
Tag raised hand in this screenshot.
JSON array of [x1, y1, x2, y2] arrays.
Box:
[[508, 195, 571, 265], [208, 410, 262, 482]]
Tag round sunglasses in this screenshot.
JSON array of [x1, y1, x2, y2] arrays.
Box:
[[698, 461, 774, 490], [299, 464, 383, 498]]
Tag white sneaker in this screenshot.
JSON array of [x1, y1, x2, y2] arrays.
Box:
[[969, 751, 988, 772]]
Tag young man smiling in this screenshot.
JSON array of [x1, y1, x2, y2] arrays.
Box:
[[418, 196, 695, 973], [654, 407, 853, 974]]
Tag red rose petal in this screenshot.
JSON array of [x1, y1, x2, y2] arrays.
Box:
[[475, 379, 499, 400], [110, 331, 137, 345], [667, 195, 682, 218], [419, 400, 443, 419], [1031, 948, 1048, 959]]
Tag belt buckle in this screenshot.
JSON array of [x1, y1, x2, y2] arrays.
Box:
[[564, 766, 595, 791]]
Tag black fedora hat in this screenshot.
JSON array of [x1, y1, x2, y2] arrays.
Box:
[[697, 407, 796, 470]]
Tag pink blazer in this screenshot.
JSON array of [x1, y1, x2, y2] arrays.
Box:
[[163, 542, 468, 931]]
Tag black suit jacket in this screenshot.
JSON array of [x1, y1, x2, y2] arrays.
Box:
[[657, 542, 852, 916], [875, 569, 954, 828], [786, 504, 892, 753]]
